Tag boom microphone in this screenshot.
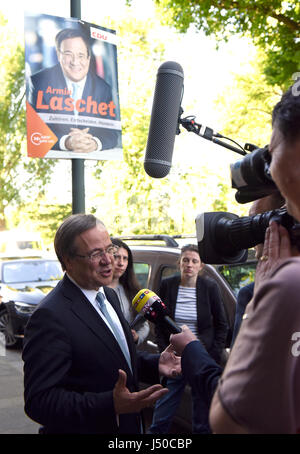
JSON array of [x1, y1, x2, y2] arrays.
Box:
[[144, 61, 184, 178], [132, 289, 182, 334]]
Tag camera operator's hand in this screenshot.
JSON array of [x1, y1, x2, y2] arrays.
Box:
[[254, 221, 292, 291]]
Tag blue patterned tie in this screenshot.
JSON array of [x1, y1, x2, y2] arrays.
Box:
[[96, 292, 132, 372]]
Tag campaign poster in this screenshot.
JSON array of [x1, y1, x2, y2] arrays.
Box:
[[24, 13, 122, 160]]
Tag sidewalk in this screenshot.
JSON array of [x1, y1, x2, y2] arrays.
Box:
[[0, 346, 39, 434]]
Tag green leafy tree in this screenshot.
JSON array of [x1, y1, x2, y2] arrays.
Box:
[[15, 199, 72, 248], [212, 183, 232, 212], [10, 8, 252, 239], [88, 14, 181, 235], [0, 14, 56, 230], [215, 49, 283, 146], [87, 11, 250, 236], [149, 0, 300, 88]]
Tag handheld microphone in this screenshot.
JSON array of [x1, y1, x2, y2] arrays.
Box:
[[132, 289, 182, 334], [130, 312, 144, 329], [144, 61, 184, 178]]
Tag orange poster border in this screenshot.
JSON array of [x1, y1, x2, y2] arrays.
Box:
[[26, 101, 58, 158]]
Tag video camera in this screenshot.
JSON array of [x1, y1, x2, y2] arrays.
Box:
[[195, 144, 300, 264], [196, 206, 300, 265], [230, 145, 277, 204]]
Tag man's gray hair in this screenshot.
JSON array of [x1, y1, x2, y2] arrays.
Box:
[[54, 214, 105, 270]]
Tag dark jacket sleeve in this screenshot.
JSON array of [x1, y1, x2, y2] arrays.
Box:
[[205, 278, 228, 363], [154, 278, 175, 353], [182, 340, 222, 406], [231, 282, 254, 347], [136, 350, 160, 384]]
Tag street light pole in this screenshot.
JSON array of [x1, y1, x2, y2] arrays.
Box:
[[70, 0, 85, 214]]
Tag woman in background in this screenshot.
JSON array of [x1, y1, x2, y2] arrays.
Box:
[[149, 244, 228, 434], [109, 238, 150, 346]]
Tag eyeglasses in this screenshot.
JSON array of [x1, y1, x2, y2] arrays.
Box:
[[58, 50, 89, 62], [75, 245, 119, 261]]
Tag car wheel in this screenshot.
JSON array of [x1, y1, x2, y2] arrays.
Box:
[[0, 308, 21, 349]]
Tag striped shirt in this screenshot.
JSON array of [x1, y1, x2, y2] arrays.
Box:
[[174, 286, 199, 338]]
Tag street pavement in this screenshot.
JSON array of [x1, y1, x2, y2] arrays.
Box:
[[0, 342, 39, 434]]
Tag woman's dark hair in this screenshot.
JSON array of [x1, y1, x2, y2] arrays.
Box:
[[180, 243, 200, 257], [179, 244, 203, 276], [111, 238, 141, 301], [272, 82, 300, 143]]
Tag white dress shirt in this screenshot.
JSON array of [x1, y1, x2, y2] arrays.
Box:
[[66, 274, 130, 361]]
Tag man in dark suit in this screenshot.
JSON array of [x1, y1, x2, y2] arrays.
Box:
[[28, 28, 119, 152], [22, 214, 180, 434]]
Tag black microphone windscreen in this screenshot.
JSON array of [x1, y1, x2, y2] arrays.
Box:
[[144, 61, 184, 178]]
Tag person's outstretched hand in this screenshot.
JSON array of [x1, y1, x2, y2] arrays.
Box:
[[113, 369, 169, 414]]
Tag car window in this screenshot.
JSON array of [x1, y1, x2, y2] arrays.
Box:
[[161, 266, 179, 280], [155, 265, 179, 290], [217, 262, 257, 296], [16, 240, 41, 250], [133, 263, 150, 289], [2, 261, 63, 284]]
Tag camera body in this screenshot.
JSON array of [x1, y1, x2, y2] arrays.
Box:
[[230, 145, 277, 204]]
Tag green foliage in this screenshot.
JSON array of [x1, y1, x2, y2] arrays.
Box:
[[89, 12, 250, 236], [88, 14, 181, 235], [1, 7, 258, 239], [15, 199, 72, 248], [218, 262, 257, 296], [0, 13, 56, 230], [212, 183, 232, 212], [215, 49, 283, 147], [153, 0, 300, 88], [85, 9, 254, 235]]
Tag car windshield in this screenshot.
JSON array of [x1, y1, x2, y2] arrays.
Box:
[[2, 261, 63, 284]]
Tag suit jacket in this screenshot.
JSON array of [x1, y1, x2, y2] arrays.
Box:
[[155, 275, 228, 363], [22, 275, 160, 434], [28, 63, 120, 150]]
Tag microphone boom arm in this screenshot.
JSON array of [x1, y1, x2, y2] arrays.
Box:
[[179, 114, 247, 157]]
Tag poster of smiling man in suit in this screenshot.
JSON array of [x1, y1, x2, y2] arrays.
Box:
[[25, 13, 122, 160]]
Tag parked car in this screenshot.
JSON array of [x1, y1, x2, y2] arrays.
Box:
[[0, 257, 63, 348], [0, 230, 45, 258], [117, 234, 257, 432]]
